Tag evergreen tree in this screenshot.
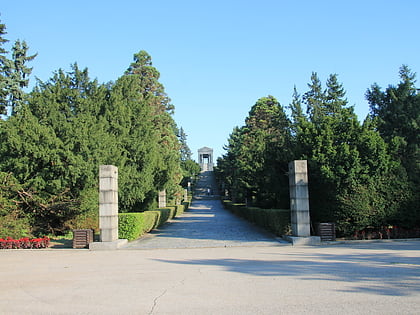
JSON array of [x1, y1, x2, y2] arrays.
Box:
[[366, 65, 420, 226], [0, 19, 8, 114], [5, 40, 37, 115], [217, 96, 291, 208], [108, 74, 160, 210], [296, 73, 410, 235], [178, 126, 200, 184], [178, 127, 192, 161], [124, 50, 182, 204]]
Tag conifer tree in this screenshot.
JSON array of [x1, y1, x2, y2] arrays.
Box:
[[366, 65, 420, 226], [6, 40, 37, 115], [0, 19, 8, 114], [124, 50, 182, 204]]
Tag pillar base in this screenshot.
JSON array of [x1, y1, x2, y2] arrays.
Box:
[[282, 236, 321, 246], [89, 239, 128, 250]]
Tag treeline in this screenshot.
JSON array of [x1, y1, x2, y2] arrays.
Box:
[[0, 19, 200, 238], [216, 68, 419, 236]]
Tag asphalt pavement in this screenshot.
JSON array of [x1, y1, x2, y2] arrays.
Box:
[[1, 172, 420, 314]]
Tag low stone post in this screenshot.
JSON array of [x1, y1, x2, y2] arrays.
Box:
[[158, 190, 166, 208], [89, 165, 127, 250], [284, 160, 320, 245], [184, 189, 188, 202]]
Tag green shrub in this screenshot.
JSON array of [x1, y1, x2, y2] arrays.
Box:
[[222, 200, 290, 236], [119, 213, 144, 241], [118, 200, 193, 241], [142, 211, 160, 231]]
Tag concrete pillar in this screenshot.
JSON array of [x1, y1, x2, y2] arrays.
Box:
[[158, 190, 166, 208], [99, 165, 119, 242], [89, 165, 127, 250], [184, 189, 188, 202], [288, 160, 310, 237]]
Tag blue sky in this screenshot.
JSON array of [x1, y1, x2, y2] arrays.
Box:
[[2, 1, 419, 161]]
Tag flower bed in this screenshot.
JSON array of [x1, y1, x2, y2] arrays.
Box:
[[0, 237, 50, 249]]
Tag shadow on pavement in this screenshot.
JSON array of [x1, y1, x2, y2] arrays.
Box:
[[152, 242, 420, 296]]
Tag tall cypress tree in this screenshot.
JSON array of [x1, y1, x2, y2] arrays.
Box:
[[0, 19, 8, 115]]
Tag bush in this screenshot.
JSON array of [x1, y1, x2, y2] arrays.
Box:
[[118, 203, 191, 241], [119, 213, 144, 241], [222, 200, 290, 236], [0, 236, 50, 249]]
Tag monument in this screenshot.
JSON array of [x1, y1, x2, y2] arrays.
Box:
[[198, 147, 214, 171]]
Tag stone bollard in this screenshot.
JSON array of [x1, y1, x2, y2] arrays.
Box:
[[283, 160, 320, 245], [184, 189, 188, 202], [158, 190, 166, 208], [89, 165, 127, 250], [99, 165, 119, 242], [289, 160, 310, 237]]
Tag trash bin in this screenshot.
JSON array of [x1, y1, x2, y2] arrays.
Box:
[[72, 229, 94, 248], [317, 223, 336, 241]]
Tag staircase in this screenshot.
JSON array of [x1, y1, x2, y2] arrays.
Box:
[[193, 171, 220, 200]]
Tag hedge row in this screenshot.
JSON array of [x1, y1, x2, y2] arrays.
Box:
[[222, 200, 291, 236], [118, 201, 191, 241]]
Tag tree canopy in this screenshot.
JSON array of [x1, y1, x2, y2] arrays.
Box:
[[217, 70, 418, 236], [0, 19, 195, 236]]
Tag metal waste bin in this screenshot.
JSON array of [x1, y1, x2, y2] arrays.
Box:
[[317, 223, 336, 241], [73, 229, 94, 248]]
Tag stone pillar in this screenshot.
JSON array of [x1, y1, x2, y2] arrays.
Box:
[[99, 165, 119, 242], [184, 189, 188, 202], [283, 160, 320, 245], [158, 190, 166, 208], [89, 165, 127, 250], [289, 160, 310, 236]]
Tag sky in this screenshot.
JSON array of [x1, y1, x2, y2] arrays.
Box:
[[2, 1, 419, 161]]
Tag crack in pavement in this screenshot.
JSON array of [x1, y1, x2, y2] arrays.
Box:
[[148, 277, 187, 315]]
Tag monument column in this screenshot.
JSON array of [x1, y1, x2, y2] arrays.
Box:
[[284, 160, 320, 245], [89, 165, 127, 250], [289, 160, 310, 236], [158, 190, 166, 208]]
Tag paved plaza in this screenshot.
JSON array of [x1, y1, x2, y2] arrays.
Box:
[[1, 195, 420, 314], [1, 174, 419, 314]]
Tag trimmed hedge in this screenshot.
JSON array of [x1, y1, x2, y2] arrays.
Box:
[[119, 202, 191, 241], [222, 200, 291, 236]]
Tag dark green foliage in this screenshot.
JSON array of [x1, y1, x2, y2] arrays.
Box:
[[366, 65, 420, 226], [0, 44, 187, 235], [118, 213, 144, 241], [222, 200, 290, 236], [0, 19, 9, 114], [0, 18, 36, 116], [178, 126, 200, 185], [118, 203, 190, 241], [218, 70, 418, 237], [293, 73, 410, 235], [216, 96, 292, 208], [0, 172, 31, 238]]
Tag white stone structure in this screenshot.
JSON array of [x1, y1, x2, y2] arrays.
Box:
[[89, 165, 127, 250], [284, 160, 320, 245], [158, 190, 166, 208], [198, 147, 214, 171]]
